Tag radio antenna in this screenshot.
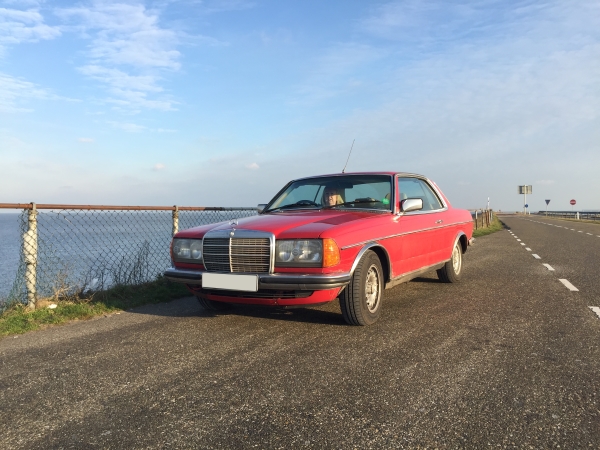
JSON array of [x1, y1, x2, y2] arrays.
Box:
[[342, 139, 355, 173]]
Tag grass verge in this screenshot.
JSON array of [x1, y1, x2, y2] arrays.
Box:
[[0, 277, 190, 337], [472, 216, 504, 238]]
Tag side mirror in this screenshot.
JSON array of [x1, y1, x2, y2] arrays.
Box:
[[257, 204, 267, 213], [401, 198, 423, 213]]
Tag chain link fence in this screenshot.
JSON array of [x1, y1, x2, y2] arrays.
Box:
[[0, 204, 257, 311]]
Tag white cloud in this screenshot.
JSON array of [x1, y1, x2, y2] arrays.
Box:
[[57, 1, 182, 111], [196, 0, 255, 14], [246, 162, 259, 170], [78, 137, 94, 143], [107, 121, 146, 132], [292, 43, 387, 104], [0, 5, 61, 54], [0, 72, 57, 112], [153, 163, 165, 170]]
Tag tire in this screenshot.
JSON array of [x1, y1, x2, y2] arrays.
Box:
[[196, 295, 232, 311], [339, 250, 383, 326], [437, 240, 463, 283]]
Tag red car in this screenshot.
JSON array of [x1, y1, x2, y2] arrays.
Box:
[[165, 172, 474, 325]]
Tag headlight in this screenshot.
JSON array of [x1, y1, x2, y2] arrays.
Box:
[[172, 238, 203, 263], [275, 239, 323, 267]]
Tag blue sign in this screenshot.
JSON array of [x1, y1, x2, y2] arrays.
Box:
[[525, 204, 529, 208]]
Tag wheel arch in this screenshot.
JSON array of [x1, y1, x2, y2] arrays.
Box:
[[350, 243, 392, 283], [454, 232, 468, 254]]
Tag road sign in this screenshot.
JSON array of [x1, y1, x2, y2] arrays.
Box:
[[518, 185, 532, 194], [570, 199, 576, 205], [545, 199, 550, 205], [525, 204, 529, 208]]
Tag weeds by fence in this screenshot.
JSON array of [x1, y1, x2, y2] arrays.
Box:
[[0, 204, 257, 311]]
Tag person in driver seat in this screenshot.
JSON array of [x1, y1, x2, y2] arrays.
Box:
[[322, 185, 344, 207]]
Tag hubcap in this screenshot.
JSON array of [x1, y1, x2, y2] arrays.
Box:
[[452, 244, 462, 274], [365, 264, 380, 312]]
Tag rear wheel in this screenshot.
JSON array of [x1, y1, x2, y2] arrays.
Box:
[[437, 240, 463, 283], [339, 250, 383, 326]]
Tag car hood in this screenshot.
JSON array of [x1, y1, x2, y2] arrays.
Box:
[[176, 210, 385, 239]]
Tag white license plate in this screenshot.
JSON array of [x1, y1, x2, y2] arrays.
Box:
[[202, 273, 258, 292]]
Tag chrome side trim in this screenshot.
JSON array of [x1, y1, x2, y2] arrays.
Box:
[[385, 261, 446, 290], [340, 220, 473, 250]]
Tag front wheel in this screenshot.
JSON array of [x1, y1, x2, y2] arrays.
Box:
[[437, 240, 463, 283], [339, 250, 383, 326]]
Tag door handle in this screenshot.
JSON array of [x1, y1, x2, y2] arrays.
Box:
[[435, 220, 443, 224]]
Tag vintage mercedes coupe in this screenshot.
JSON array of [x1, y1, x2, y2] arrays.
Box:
[[165, 172, 474, 326]]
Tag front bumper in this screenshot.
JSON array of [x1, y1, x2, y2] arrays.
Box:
[[164, 267, 352, 290]]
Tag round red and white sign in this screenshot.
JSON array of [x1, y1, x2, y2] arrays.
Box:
[[570, 199, 576, 205]]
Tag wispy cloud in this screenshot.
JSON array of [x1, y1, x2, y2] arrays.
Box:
[[106, 120, 177, 133], [193, 0, 255, 14], [78, 137, 94, 143], [0, 72, 59, 112], [153, 163, 165, 170], [107, 120, 146, 132], [292, 43, 386, 104], [57, 1, 182, 111], [0, 3, 61, 55]]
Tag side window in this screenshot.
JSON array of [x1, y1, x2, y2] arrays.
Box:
[[398, 178, 443, 211]]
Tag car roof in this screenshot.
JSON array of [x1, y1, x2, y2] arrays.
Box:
[[293, 172, 428, 181]]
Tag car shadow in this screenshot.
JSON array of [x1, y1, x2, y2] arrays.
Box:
[[206, 304, 347, 326], [409, 276, 443, 283], [128, 296, 347, 326]]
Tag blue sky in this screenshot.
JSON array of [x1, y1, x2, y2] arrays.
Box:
[[1, 0, 599, 211]]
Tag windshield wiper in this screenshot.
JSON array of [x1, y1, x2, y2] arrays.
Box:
[[323, 198, 382, 209], [266, 201, 320, 212]]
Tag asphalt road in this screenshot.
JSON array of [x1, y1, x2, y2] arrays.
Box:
[[1, 219, 599, 449]]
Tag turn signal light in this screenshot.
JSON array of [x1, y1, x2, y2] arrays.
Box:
[[322, 238, 340, 267]]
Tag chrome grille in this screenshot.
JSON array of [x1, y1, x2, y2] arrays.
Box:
[[203, 237, 271, 273]]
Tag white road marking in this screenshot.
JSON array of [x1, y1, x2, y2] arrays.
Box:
[[526, 248, 531, 251], [587, 233, 592, 235], [532, 254, 541, 259], [517, 239, 521, 241], [542, 263, 555, 271], [571, 229, 575, 230], [578, 231, 583, 233], [520, 243, 526, 246], [590, 307, 600, 319], [559, 279, 579, 291]]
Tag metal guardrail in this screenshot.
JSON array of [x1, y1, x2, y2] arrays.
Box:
[[0, 203, 258, 311], [536, 211, 600, 221]]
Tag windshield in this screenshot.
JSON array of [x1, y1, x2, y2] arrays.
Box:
[[266, 175, 393, 212]]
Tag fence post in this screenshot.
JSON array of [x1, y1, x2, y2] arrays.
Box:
[[24, 203, 38, 310], [172, 205, 179, 236], [475, 210, 478, 230]]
